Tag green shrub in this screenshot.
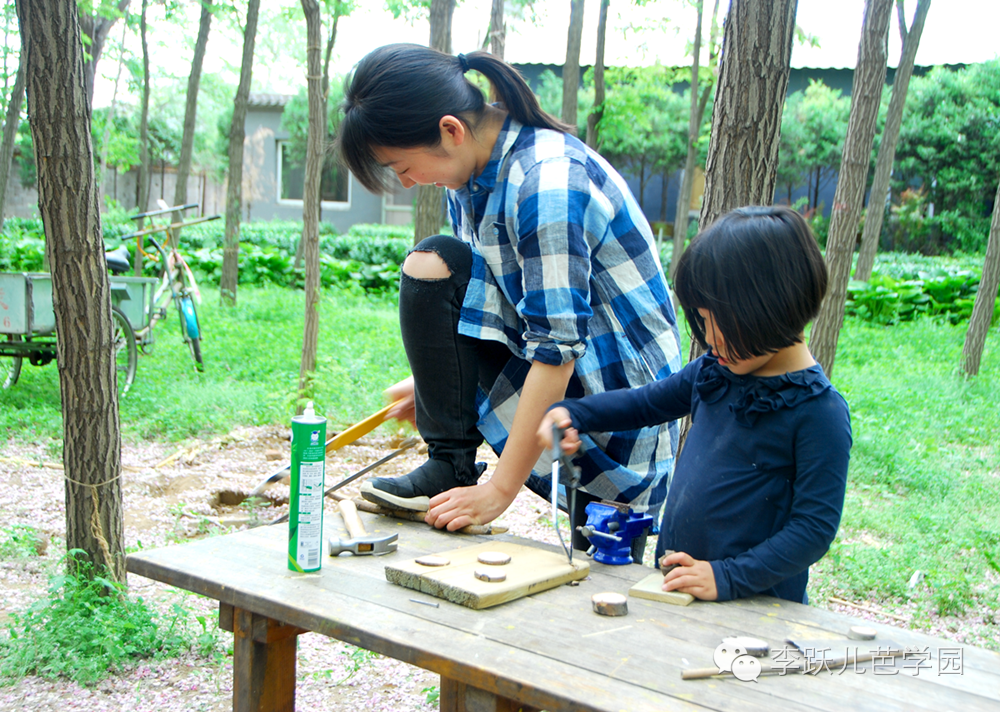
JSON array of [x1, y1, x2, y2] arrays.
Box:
[[0, 552, 192, 685]]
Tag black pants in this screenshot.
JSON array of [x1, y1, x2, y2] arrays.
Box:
[[401, 235, 646, 561]]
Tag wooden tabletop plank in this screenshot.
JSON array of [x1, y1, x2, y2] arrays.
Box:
[[126, 517, 1000, 712]]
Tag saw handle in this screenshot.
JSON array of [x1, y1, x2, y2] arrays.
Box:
[[338, 499, 368, 540], [326, 401, 398, 452]]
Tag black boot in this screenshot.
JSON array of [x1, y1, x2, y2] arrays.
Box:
[[362, 236, 487, 511]]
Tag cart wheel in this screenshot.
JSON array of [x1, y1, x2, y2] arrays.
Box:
[[2, 335, 22, 389], [178, 295, 204, 372], [111, 307, 138, 396]]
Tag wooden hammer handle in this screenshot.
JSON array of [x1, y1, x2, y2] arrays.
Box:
[[338, 499, 367, 540], [681, 667, 726, 680]]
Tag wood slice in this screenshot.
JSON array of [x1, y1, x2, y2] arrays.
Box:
[[474, 568, 506, 583], [477, 551, 512, 566], [848, 625, 877, 640], [415, 555, 450, 567], [592, 592, 628, 617]]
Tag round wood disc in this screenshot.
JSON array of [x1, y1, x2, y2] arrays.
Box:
[[477, 551, 512, 566], [474, 568, 507, 583], [848, 625, 877, 640], [415, 555, 450, 567], [591, 592, 628, 617]]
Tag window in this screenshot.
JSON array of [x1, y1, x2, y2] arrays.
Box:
[[278, 140, 350, 205]]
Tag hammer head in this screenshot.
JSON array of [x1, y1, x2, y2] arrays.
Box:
[[328, 532, 398, 557]]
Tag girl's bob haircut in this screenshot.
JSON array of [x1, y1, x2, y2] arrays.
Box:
[[673, 205, 828, 362], [338, 43, 571, 194]]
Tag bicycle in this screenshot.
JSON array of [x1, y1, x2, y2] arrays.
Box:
[[122, 202, 220, 372]]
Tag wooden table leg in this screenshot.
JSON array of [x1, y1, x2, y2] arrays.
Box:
[[219, 602, 306, 712], [439, 676, 541, 712]]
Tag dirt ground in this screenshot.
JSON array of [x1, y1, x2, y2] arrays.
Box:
[[0, 425, 993, 711]]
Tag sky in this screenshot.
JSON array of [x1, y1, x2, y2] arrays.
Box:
[[93, 0, 1000, 108]]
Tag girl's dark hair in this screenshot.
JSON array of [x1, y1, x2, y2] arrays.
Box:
[[673, 206, 828, 361], [338, 43, 572, 193]]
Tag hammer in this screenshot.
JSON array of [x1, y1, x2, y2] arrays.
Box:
[[328, 499, 398, 556]]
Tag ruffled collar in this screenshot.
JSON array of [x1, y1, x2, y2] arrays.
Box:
[[694, 353, 831, 427]]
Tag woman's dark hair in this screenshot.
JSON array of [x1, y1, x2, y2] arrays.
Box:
[[338, 43, 572, 193], [673, 206, 828, 361]]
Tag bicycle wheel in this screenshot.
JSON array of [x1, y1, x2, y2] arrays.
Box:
[[1, 335, 22, 389], [178, 296, 204, 372], [111, 306, 138, 396]]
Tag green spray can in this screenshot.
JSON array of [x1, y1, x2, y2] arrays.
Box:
[[288, 402, 326, 573]]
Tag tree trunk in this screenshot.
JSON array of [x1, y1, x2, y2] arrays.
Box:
[[810, 0, 893, 378], [678, 0, 798, 448], [172, 0, 213, 227], [854, 0, 930, 282], [78, 0, 131, 108], [414, 0, 454, 244], [17, 0, 125, 582], [670, 2, 704, 280], [670, 0, 720, 281], [698, 0, 797, 233], [489, 0, 505, 59], [298, 0, 326, 406], [136, 0, 150, 214], [0, 55, 26, 233], [220, 0, 260, 306], [961, 179, 1000, 376], [561, 0, 585, 132], [585, 0, 608, 149]]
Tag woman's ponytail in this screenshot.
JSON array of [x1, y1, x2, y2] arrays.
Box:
[[462, 51, 574, 134]]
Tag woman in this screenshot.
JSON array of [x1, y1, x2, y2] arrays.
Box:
[[338, 44, 681, 554]]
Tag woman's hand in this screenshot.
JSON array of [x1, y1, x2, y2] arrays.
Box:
[[661, 551, 719, 601], [384, 376, 416, 426], [536, 407, 582, 454], [425, 479, 517, 531]]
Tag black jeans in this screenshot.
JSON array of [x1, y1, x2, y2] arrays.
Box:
[[400, 235, 646, 560]]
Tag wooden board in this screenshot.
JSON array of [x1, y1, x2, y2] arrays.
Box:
[[385, 541, 589, 609], [628, 572, 695, 606]]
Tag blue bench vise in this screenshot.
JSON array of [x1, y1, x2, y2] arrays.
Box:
[[577, 501, 653, 565]]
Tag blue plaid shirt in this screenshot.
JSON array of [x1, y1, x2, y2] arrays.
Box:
[[448, 118, 682, 520]]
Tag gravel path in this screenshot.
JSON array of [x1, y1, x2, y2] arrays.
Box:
[[0, 425, 992, 710]]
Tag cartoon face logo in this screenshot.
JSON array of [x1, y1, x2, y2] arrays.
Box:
[[310, 430, 320, 446], [731, 654, 762, 682], [713, 643, 748, 673]]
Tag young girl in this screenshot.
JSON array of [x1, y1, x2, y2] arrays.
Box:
[[338, 44, 682, 550], [539, 206, 852, 604]]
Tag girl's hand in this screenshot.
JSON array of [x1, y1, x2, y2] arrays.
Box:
[[536, 407, 582, 454], [384, 376, 416, 426], [661, 551, 718, 601]]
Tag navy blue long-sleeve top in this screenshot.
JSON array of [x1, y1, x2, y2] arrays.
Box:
[[556, 353, 852, 603]]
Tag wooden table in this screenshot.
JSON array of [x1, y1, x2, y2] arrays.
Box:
[[126, 514, 1000, 712]]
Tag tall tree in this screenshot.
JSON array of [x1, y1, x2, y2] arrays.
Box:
[[298, 0, 349, 406], [489, 0, 504, 58], [413, 0, 454, 244], [810, 0, 893, 378], [585, 0, 608, 149], [670, 0, 721, 280], [0, 53, 25, 232], [854, 0, 931, 282], [678, 0, 798, 446], [16, 0, 125, 581], [698, 0, 797, 230], [219, 0, 261, 306], [561, 0, 585, 131], [79, 0, 131, 107], [172, 0, 214, 221], [961, 178, 1000, 376], [136, 0, 151, 212]]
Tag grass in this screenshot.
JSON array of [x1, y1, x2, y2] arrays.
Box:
[[0, 284, 410, 448], [808, 317, 1000, 630], [2, 283, 999, 648]]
